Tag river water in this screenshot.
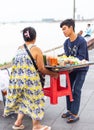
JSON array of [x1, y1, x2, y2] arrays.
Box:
[[0, 21, 94, 63]]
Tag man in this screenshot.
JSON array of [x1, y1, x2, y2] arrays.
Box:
[[84, 23, 92, 37], [60, 19, 89, 123]]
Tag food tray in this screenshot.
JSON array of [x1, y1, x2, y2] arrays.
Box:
[[45, 61, 94, 71]]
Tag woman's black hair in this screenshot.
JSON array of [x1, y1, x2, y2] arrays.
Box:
[[22, 27, 36, 42]]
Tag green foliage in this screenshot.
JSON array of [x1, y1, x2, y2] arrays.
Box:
[[0, 61, 11, 67]]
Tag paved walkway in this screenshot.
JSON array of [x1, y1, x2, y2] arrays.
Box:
[[0, 49, 94, 130]]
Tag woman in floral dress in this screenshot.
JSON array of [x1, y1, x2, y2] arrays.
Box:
[[4, 27, 58, 130]]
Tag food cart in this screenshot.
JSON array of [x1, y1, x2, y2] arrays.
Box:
[[43, 61, 94, 105]]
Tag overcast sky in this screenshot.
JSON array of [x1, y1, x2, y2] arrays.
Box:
[[0, 0, 93, 22]]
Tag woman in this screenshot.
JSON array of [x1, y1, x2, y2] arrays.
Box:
[[4, 27, 58, 130]]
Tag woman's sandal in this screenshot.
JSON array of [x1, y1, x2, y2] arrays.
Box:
[[61, 111, 71, 118], [67, 114, 79, 123], [32, 125, 51, 130], [12, 124, 25, 130]]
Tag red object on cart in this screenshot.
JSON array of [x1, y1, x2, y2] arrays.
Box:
[[43, 70, 73, 104], [44, 61, 94, 104]]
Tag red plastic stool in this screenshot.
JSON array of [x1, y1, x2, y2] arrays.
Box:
[[43, 70, 73, 104]]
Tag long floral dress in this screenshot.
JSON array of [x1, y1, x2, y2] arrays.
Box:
[[4, 46, 45, 120]]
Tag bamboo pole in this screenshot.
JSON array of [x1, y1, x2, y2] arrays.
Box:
[[0, 45, 64, 70], [0, 62, 12, 70], [43, 45, 63, 53]]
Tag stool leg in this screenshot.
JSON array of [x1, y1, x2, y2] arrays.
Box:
[[50, 77, 58, 104], [2, 90, 7, 106], [57, 74, 61, 90]]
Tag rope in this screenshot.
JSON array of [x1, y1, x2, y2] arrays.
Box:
[[43, 45, 63, 53]]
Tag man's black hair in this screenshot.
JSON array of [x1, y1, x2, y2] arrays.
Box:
[[60, 19, 75, 31]]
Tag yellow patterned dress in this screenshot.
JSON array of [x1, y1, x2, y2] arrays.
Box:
[[4, 47, 45, 120]]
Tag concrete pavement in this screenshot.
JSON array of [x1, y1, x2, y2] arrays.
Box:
[[0, 49, 94, 130]]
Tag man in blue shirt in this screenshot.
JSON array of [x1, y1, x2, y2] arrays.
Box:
[[60, 19, 89, 123], [84, 23, 92, 37]]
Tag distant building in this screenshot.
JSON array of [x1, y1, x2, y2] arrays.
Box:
[[42, 18, 55, 22]]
